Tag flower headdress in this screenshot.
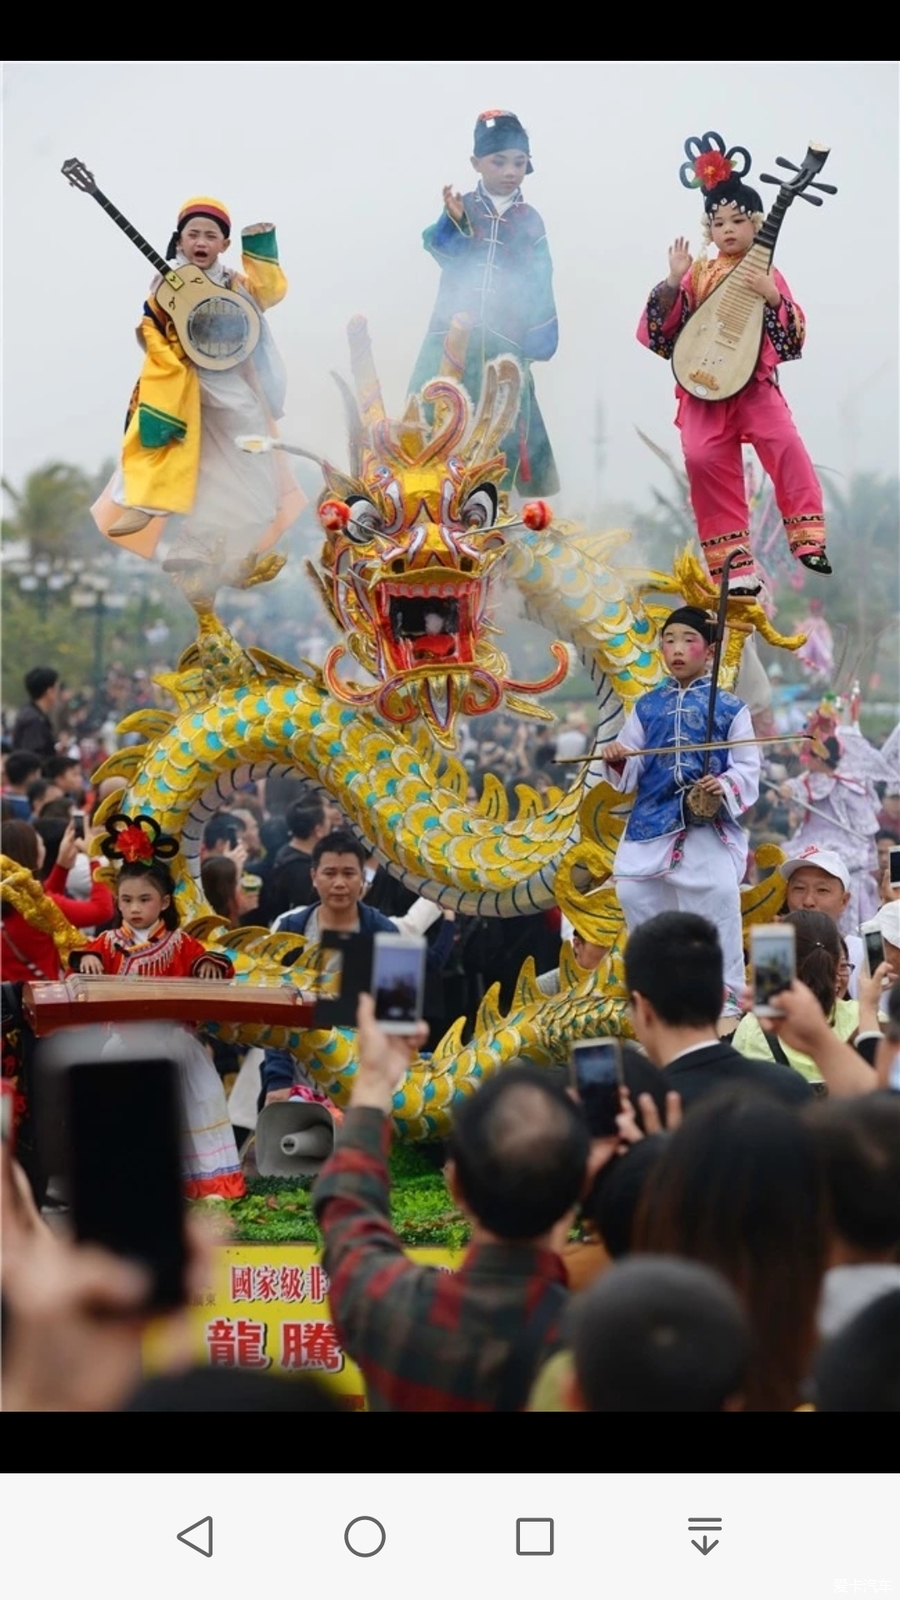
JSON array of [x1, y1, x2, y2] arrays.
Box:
[[99, 812, 180, 867], [679, 130, 762, 216]]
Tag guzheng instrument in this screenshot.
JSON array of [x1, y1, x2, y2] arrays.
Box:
[[23, 976, 314, 1037], [672, 143, 836, 401], [61, 158, 261, 372]]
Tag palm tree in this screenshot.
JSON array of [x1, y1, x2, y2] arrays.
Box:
[[2, 461, 97, 560]]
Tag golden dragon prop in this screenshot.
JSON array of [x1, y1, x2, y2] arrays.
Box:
[[2, 318, 804, 1138]]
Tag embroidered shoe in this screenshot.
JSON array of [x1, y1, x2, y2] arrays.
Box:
[[726, 573, 762, 597], [109, 507, 152, 536], [798, 551, 833, 575]]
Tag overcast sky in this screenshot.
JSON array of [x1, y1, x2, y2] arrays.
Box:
[[4, 60, 898, 519]]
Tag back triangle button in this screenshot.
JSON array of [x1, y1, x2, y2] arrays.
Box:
[[177, 1516, 213, 1558]]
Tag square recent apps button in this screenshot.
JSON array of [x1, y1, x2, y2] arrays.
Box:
[[516, 1519, 554, 1556]]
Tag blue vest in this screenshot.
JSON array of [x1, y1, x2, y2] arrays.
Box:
[[624, 677, 745, 841]]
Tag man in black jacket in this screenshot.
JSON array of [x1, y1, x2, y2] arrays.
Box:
[[623, 912, 813, 1109], [261, 796, 330, 925], [11, 668, 60, 762]]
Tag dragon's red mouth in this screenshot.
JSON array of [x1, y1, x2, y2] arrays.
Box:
[[375, 579, 478, 674]]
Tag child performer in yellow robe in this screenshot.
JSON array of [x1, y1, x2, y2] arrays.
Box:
[[93, 196, 304, 572]]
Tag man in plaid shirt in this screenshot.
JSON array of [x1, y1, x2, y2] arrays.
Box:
[[313, 996, 592, 1411]]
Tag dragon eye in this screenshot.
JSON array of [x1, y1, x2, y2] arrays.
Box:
[[345, 496, 385, 541], [460, 486, 498, 530]]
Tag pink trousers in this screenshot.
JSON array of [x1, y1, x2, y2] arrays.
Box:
[[678, 380, 826, 583]]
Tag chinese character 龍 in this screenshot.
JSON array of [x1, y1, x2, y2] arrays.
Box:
[[206, 1316, 271, 1369]]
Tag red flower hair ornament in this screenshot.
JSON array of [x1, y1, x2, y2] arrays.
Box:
[[695, 150, 733, 191], [99, 812, 180, 866], [679, 130, 762, 217]]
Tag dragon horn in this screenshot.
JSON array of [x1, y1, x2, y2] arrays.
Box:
[[331, 371, 366, 481], [465, 356, 522, 465], [397, 394, 426, 459], [346, 314, 386, 431], [437, 312, 473, 381]]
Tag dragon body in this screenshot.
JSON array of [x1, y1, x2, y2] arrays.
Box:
[[3, 319, 805, 1138]]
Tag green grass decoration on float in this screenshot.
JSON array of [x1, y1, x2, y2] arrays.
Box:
[[191, 1143, 472, 1249]]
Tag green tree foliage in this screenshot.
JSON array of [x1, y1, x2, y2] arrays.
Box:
[[1, 461, 108, 560]]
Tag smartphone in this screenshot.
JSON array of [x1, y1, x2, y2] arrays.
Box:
[[570, 1038, 622, 1139], [890, 846, 900, 888], [72, 810, 85, 841], [750, 923, 796, 1017], [1, 1078, 15, 1153], [63, 1040, 187, 1312], [864, 928, 885, 977], [371, 932, 427, 1034]]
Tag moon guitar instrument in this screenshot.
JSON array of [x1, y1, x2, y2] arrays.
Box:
[[672, 143, 836, 402], [62, 157, 261, 372]]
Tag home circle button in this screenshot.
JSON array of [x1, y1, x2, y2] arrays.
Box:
[[344, 1517, 386, 1558]]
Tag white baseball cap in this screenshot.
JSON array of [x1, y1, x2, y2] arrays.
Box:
[[875, 901, 900, 948], [779, 847, 850, 893]]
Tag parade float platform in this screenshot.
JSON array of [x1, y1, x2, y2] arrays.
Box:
[[146, 1147, 470, 1407]]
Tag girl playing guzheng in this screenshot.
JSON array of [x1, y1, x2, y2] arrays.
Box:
[[638, 131, 829, 596], [67, 814, 244, 1199]]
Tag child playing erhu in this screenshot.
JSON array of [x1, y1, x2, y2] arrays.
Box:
[[600, 606, 760, 1018], [638, 131, 829, 595], [68, 813, 244, 1198], [94, 195, 303, 574], [409, 109, 559, 496]]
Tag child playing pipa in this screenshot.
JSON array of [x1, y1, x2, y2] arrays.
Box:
[[638, 131, 829, 597]]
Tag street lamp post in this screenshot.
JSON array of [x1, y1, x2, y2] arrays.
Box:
[[15, 558, 76, 621], [70, 571, 127, 687]]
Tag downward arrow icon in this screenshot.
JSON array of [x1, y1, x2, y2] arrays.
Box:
[[692, 1535, 718, 1556]]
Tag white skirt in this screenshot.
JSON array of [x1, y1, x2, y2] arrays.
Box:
[[102, 1025, 243, 1198], [111, 362, 281, 568]]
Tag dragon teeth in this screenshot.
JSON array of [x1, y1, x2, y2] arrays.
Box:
[[384, 581, 471, 598]]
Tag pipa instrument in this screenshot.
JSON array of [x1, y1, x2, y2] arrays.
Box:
[[672, 144, 836, 401]]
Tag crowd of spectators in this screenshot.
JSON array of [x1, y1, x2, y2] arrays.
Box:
[[3, 658, 900, 1413]]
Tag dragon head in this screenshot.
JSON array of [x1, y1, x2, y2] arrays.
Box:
[[309, 316, 567, 746]]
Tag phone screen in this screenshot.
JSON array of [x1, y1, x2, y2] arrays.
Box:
[[890, 845, 900, 887], [751, 929, 796, 1015], [72, 812, 85, 840], [864, 929, 885, 977], [571, 1040, 621, 1139], [67, 1056, 187, 1311], [372, 937, 426, 1033]]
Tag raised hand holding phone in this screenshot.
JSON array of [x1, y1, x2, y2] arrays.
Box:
[[354, 993, 428, 1113]]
